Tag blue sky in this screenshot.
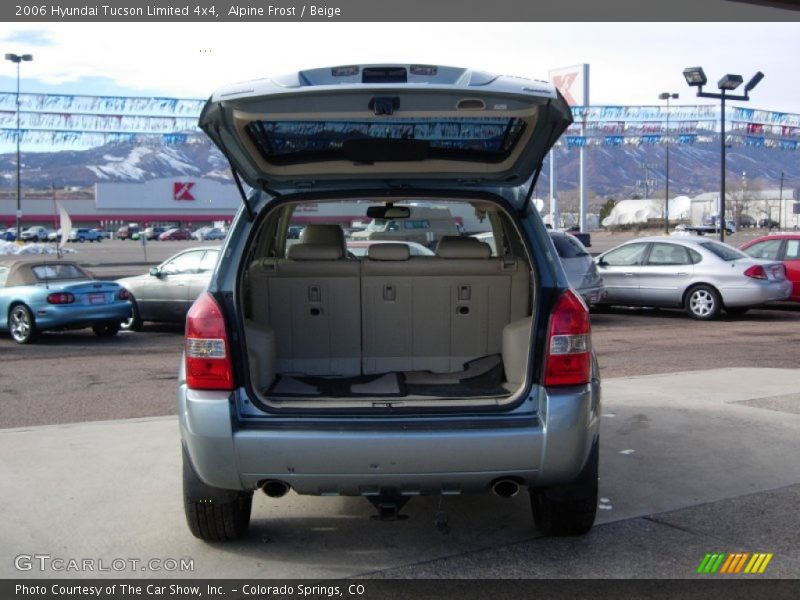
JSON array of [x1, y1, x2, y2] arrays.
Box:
[[0, 22, 798, 152]]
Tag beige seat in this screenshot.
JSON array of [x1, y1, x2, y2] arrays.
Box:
[[248, 224, 361, 376], [361, 236, 530, 374]]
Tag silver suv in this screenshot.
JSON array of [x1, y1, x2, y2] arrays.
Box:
[[179, 64, 601, 541]]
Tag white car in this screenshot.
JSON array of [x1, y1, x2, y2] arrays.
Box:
[[20, 226, 51, 243]]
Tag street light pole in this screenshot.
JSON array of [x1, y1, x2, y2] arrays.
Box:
[[5, 53, 33, 242], [659, 92, 679, 234], [682, 67, 764, 243]]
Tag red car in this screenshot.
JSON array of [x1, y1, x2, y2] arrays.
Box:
[[158, 228, 193, 241], [740, 233, 800, 302]]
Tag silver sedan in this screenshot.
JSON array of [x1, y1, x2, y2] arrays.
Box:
[[116, 247, 219, 330], [595, 236, 791, 319]]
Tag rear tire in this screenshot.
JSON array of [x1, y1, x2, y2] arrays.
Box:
[[183, 448, 252, 542], [685, 284, 721, 320], [92, 323, 120, 337], [530, 440, 599, 536], [9, 304, 39, 344], [120, 296, 143, 332]]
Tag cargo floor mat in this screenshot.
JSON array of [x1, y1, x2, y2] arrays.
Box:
[[267, 355, 506, 399]]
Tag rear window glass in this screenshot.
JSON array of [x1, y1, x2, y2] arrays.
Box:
[[245, 118, 526, 165], [699, 241, 747, 261], [32, 263, 88, 281], [786, 240, 800, 260], [551, 234, 589, 258]]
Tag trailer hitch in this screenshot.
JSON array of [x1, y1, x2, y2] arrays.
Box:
[[366, 491, 410, 521]]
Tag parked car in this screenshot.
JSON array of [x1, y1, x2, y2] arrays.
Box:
[[178, 64, 600, 541], [193, 227, 226, 241], [68, 228, 104, 243], [158, 228, 193, 241], [595, 236, 791, 319], [0, 257, 131, 343], [474, 230, 605, 307], [1, 229, 16, 242], [740, 233, 800, 302], [116, 247, 220, 331], [20, 226, 51, 243], [350, 205, 459, 248], [145, 226, 168, 240], [116, 225, 141, 240], [345, 239, 434, 257], [759, 218, 780, 229], [738, 215, 757, 228]]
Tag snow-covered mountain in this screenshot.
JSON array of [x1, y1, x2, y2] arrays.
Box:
[[0, 139, 797, 199], [0, 140, 229, 188]]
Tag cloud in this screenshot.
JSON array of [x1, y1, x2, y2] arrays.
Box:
[[3, 30, 55, 46]]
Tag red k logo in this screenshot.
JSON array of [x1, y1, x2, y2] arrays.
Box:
[[173, 182, 195, 201], [552, 73, 578, 105]]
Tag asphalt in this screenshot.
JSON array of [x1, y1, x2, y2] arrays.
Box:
[[1, 368, 799, 579]]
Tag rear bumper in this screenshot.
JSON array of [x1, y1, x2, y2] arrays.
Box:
[[721, 280, 792, 307], [178, 381, 601, 496], [33, 303, 131, 329]]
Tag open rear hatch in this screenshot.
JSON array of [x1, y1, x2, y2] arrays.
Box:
[[199, 64, 572, 204]]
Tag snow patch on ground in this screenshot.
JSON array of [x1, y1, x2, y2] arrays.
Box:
[[0, 241, 76, 256]]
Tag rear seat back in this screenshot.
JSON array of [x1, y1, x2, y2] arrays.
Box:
[[248, 224, 361, 376], [361, 238, 530, 374]]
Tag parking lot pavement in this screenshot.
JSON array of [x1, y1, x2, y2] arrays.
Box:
[[1, 368, 799, 579]]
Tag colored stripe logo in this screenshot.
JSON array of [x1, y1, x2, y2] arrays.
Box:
[[697, 552, 773, 574]]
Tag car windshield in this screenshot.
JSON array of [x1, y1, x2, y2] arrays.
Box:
[[32, 263, 89, 281], [699, 241, 747, 261]]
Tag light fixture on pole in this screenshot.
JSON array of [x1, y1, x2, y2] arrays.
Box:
[[683, 67, 764, 242], [4, 53, 33, 243], [658, 92, 679, 234]]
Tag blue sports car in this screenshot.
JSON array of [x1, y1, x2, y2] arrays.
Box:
[[0, 257, 132, 344]]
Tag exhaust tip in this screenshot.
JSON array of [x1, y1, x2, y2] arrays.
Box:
[[260, 480, 290, 498], [492, 479, 520, 498]]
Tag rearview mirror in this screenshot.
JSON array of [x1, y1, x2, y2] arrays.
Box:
[[366, 205, 411, 219], [149, 267, 161, 277]]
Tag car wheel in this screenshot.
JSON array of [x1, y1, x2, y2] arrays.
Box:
[[183, 447, 252, 541], [9, 304, 39, 344], [685, 285, 721, 320], [92, 323, 120, 337], [120, 297, 143, 332], [725, 306, 749, 316], [31, 236, 39, 243], [530, 439, 598, 536]]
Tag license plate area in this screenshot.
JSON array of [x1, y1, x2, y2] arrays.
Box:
[[88, 293, 106, 305]]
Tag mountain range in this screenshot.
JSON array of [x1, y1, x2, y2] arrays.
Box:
[[0, 139, 797, 203]]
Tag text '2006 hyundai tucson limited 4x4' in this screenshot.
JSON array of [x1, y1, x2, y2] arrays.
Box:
[[180, 64, 601, 541]]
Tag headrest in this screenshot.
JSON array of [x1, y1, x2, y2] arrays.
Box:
[[435, 235, 492, 259], [287, 244, 343, 261], [300, 224, 346, 252], [367, 243, 411, 261]]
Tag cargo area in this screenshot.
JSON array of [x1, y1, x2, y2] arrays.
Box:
[[239, 199, 535, 409]]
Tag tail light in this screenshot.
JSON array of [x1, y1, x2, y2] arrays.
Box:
[[117, 288, 130, 300], [743, 265, 767, 280], [544, 290, 592, 387], [47, 292, 75, 304], [185, 292, 233, 391]]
